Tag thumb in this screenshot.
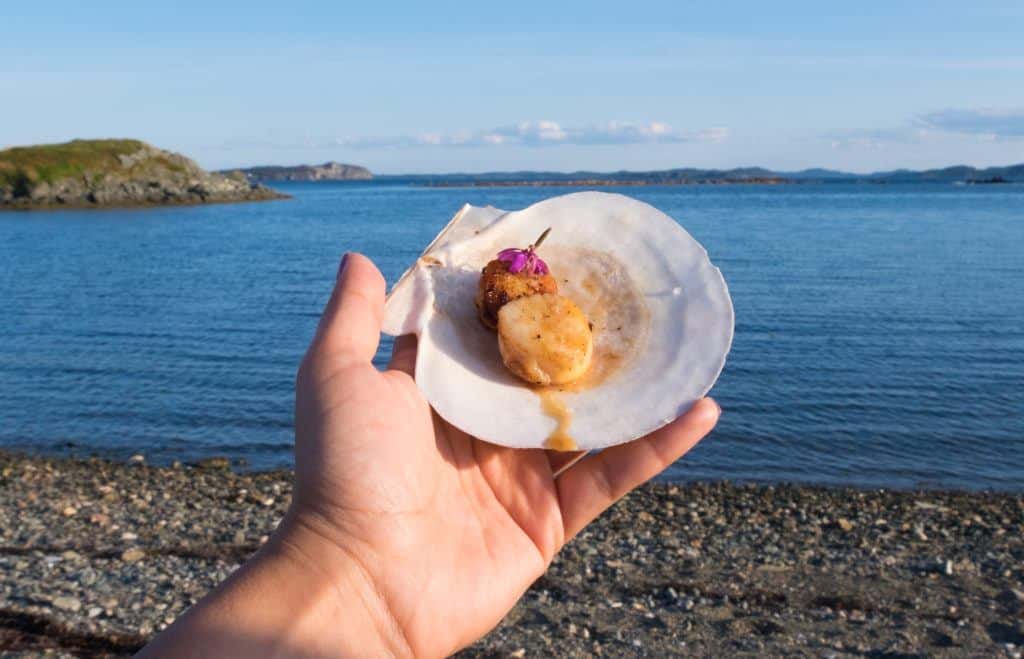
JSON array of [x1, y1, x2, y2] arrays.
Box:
[[307, 252, 386, 370]]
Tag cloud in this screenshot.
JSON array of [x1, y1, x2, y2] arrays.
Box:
[[828, 106, 1024, 150], [826, 127, 933, 150], [478, 121, 728, 147], [221, 121, 728, 151], [917, 107, 1024, 138]]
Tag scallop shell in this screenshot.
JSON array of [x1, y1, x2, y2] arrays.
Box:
[[382, 191, 733, 451]]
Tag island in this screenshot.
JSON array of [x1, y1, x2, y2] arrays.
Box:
[[0, 139, 288, 210], [229, 161, 373, 182]]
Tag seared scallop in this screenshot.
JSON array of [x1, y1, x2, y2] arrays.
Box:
[[475, 259, 558, 329], [497, 293, 593, 386]]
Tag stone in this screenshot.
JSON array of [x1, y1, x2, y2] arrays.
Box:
[[62, 506, 77, 517], [121, 548, 146, 563], [89, 513, 112, 526], [53, 596, 82, 612], [195, 457, 231, 470], [128, 454, 146, 464], [998, 588, 1024, 612], [837, 518, 854, 532]]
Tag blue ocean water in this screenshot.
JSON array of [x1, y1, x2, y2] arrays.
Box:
[[1, 182, 1022, 490]]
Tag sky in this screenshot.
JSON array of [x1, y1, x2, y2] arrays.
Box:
[[3, 1, 1024, 174]]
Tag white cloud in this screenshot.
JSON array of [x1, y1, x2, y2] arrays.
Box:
[[221, 121, 728, 151], [828, 107, 1024, 150], [917, 107, 1024, 139], [827, 127, 934, 150]]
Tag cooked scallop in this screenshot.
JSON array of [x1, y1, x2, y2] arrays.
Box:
[[497, 293, 593, 386], [475, 258, 558, 329]]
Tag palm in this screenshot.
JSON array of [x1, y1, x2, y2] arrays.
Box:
[[293, 254, 718, 657], [297, 361, 566, 655]]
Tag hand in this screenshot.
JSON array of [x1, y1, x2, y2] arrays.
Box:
[[141, 253, 719, 658]]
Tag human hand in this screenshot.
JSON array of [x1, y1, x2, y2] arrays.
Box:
[[140, 253, 719, 659], [286, 253, 720, 656]]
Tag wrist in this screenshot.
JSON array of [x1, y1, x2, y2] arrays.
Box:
[[267, 506, 412, 658]]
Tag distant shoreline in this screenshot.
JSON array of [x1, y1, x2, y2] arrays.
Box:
[[417, 178, 1019, 188], [424, 177, 789, 187]]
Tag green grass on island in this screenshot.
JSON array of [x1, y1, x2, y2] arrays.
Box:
[[0, 139, 187, 190]]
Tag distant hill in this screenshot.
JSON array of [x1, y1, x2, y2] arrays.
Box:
[[0, 139, 287, 209], [230, 162, 373, 182], [377, 163, 1024, 186]]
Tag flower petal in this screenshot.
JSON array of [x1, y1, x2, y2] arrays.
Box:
[[509, 252, 527, 273]]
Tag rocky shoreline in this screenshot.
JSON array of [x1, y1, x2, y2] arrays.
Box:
[[0, 450, 1021, 657], [0, 140, 288, 210]]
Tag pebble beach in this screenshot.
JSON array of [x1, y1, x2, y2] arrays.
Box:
[[1, 450, 1022, 657]]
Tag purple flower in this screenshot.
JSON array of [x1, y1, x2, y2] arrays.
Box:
[[496, 228, 552, 276], [497, 246, 548, 276]]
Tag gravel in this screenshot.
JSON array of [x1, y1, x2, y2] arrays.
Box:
[[1, 450, 1021, 657]]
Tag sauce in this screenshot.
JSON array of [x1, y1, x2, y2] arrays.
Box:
[[539, 390, 577, 451]]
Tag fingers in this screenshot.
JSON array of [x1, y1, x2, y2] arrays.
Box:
[[387, 334, 418, 376], [307, 253, 386, 370], [556, 397, 720, 541]]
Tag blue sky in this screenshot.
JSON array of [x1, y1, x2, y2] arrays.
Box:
[[3, 1, 1024, 173]]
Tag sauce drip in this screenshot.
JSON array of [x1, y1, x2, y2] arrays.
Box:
[[539, 390, 577, 451]]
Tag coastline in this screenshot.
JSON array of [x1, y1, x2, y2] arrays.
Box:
[[1, 450, 1021, 657], [0, 192, 291, 213]]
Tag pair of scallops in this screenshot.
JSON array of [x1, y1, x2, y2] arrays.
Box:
[[475, 258, 593, 386]]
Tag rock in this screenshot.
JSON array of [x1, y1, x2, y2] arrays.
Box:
[[29, 181, 51, 202], [195, 456, 231, 470], [89, 512, 111, 526], [998, 588, 1024, 612], [837, 518, 854, 532], [128, 454, 146, 464], [121, 548, 146, 563], [121, 532, 138, 541], [52, 596, 81, 612], [61, 506, 77, 517], [87, 606, 103, 618]]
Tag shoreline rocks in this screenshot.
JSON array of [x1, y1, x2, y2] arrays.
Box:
[[0, 450, 1021, 657]]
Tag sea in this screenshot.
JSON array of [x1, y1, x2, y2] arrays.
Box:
[[1, 182, 1021, 491]]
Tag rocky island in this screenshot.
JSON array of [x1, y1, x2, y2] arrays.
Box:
[[0, 139, 287, 210], [231, 161, 373, 182]]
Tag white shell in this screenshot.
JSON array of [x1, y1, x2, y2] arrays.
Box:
[[382, 191, 733, 451]]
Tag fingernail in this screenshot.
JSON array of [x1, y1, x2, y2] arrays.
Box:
[[712, 399, 723, 418], [336, 253, 350, 281]]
